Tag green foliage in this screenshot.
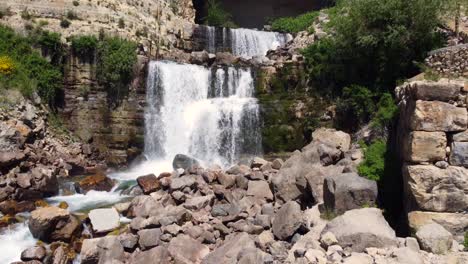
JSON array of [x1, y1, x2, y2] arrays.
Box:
[[96, 37, 137, 106], [0, 25, 62, 106], [66, 10, 78, 20], [60, 19, 71, 28], [20, 9, 31, 20], [335, 85, 376, 129], [358, 140, 387, 181], [204, 0, 237, 28], [71, 35, 98, 59], [303, 0, 444, 95], [73, 0, 80, 6], [270, 11, 319, 33], [118, 18, 125, 29], [371, 93, 398, 130], [464, 232, 468, 250]]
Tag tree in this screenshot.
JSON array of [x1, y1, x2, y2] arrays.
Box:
[[442, 0, 468, 38], [203, 0, 237, 28]]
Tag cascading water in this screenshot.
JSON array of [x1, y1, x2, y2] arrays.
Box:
[[144, 61, 262, 168], [196, 26, 292, 58]]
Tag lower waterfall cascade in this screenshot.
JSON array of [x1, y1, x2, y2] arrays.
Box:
[[144, 60, 262, 168], [0, 25, 290, 263]]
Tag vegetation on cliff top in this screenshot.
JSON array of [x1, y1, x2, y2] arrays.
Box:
[[270, 11, 319, 33], [203, 0, 237, 28], [0, 25, 62, 106]]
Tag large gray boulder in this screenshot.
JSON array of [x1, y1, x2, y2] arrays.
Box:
[[128, 246, 170, 264], [409, 101, 467, 132], [323, 173, 378, 214], [89, 208, 120, 234], [28, 206, 80, 243], [202, 232, 255, 264], [408, 211, 468, 243], [415, 223, 453, 254], [168, 234, 210, 263], [173, 154, 200, 171], [321, 208, 397, 252], [272, 201, 303, 240], [403, 165, 468, 212], [138, 228, 162, 250], [450, 142, 468, 167], [81, 236, 125, 264]]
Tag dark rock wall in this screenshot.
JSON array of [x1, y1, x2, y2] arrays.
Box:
[[60, 55, 148, 167], [194, 0, 328, 28]]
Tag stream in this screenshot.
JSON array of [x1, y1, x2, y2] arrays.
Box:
[[0, 27, 291, 263]]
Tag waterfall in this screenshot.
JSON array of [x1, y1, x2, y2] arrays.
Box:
[[195, 26, 292, 58], [144, 61, 262, 168]]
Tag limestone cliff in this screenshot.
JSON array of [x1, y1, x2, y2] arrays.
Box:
[[0, 0, 196, 55]]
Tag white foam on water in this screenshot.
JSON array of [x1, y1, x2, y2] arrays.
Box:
[[0, 222, 37, 263], [46, 190, 129, 212]]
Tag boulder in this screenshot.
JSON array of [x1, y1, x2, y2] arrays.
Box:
[[28, 206, 80, 242], [202, 232, 255, 264], [136, 174, 160, 194], [272, 201, 303, 240], [183, 195, 214, 210], [403, 165, 468, 212], [271, 158, 284, 170], [321, 208, 397, 252], [250, 157, 268, 168], [404, 131, 447, 162], [0, 200, 35, 215], [118, 233, 139, 252], [170, 176, 196, 191], [323, 173, 378, 214], [173, 154, 200, 171], [453, 130, 468, 142], [81, 236, 125, 264], [75, 173, 115, 194], [408, 81, 461, 102], [415, 223, 453, 254], [247, 180, 273, 201], [190, 51, 210, 65], [51, 245, 72, 264], [89, 208, 120, 234], [21, 246, 46, 261], [450, 142, 468, 167], [215, 52, 238, 65], [408, 211, 468, 243], [129, 246, 170, 264], [311, 128, 351, 151], [0, 151, 26, 171], [409, 101, 467, 132], [168, 234, 210, 263], [138, 228, 162, 250]]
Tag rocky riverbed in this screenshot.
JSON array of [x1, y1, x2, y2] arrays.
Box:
[[2, 115, 467, 263]]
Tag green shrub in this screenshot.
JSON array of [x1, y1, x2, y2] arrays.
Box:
[[270, 11, 319, 33], [71, 35, 98, 59], [73, 0, 80, 6], [335, 85, 376, 130], [371, 93, 398, 130], [464, 232, 468, 250], [96, 37, 137, 106], [20, 9, 31, 20], [118, 18, 125, 29], [60, 18, 71, 28], [0, 25, 62, 106], [358, 140, 387, 181], [66, 10, 78, 20], [203, 0, 237, 28]]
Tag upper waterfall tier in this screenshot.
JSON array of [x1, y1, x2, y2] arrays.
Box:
[[144, 61, 262, 168], [193, 26, 292, 58]]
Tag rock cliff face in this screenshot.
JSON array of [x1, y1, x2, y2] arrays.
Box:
[[0, 0, 196, 55], [60, 54, 148, 166], [396, 79, 468, 242]]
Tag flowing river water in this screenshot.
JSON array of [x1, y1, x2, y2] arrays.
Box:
[[0, 27, 291, 263]]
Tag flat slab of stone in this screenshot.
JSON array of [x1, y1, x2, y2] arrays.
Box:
[[408, 81, 461, 102], [403, 165, 468, 212], [247, 180, 273, 201], [415, 223, 453, 254], [404, 131, 446, 162], [450, 142, 468, 167], [321, 208, 397, 252], [89, 208, 120, 233], [323, 173, 378, 214], [409, 101, 467, 132]]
